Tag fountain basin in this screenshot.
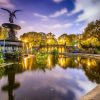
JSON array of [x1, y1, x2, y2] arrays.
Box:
[[2, 23, 21, 30]]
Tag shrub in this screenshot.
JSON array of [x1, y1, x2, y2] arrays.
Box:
[[32, 49, 37, 55], [51, 49, 58, 55], [0, 52, 4, 64], [36, 51, 48, 65]]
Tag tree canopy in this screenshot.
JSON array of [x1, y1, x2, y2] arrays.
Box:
[[83, 20, 100, 40], [81, 19, 100, 48], [0, 26, 8, 40]]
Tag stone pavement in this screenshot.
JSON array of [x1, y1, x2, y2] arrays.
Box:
[[81, 85, 100, 100]]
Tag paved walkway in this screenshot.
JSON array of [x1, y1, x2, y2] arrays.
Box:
[[81, 85, 100, 100], [71, 53, 100, 60]]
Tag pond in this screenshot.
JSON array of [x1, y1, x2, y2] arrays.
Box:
[[0, 54, 100, 100]]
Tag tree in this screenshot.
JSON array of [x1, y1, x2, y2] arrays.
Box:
[[83, 19, 100, 40], [46, 32, 57, 45], [46, 32, 55, 39], [58, 34, 71, 46], [0, 26, 8, 40], [20, 32, 47, 48], [80, 19, 100, 49]]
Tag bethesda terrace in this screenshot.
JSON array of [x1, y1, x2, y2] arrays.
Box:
[[0, 7, 100, 100]]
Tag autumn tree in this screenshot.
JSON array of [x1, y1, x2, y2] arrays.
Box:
[[46, 32, 57, 45], [0, 26, 8, 40], [20, 32, 47, 48], [83, 20, 100, 40], [81, 19, 100, 49], [58, 34, 72, 46]]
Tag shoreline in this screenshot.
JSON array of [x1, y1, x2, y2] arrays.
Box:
[[64, 53, 100, 60], [78, 53, 100, 100], [81, 85, 100, 100], [0, 63, 13, 68], [77, 53, 100, 60]]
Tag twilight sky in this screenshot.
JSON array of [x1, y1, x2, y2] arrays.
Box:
[[0, 0, 100, 37]]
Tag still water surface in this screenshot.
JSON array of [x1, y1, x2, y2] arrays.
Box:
[[0, 54, 100, 100]]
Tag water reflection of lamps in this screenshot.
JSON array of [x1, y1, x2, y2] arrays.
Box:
[[58, 57, 66, 68], [58, 57, 71, 69], [22, 55, 36, 70], [47, 54, 53, 69], [87, 58, 97, 69], [24, 57, 28, 69], [87, 61, 91, 66]]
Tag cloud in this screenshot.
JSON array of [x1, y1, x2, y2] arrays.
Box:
[[34, 13, 48, 21], [68, 0, 100, 22], [0, 0, 14, 8], [18, 22, 72, 37], [19, 20, 26, 24], [0, 13, 3, 16], [50, 8, 68, 18], [33, 8, 68, 21], [53, 0, 64, 3], [27, 26, 34, 30], [44, 23, 72, 29], [76, 80, 96, 93]]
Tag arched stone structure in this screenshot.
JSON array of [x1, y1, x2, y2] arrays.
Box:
[[38, 45, 74, 53]]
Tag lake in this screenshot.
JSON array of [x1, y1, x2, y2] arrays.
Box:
[[0, 54, 100, 100]]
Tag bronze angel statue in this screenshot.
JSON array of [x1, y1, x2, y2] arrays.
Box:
[[1, 8, 21, 23]]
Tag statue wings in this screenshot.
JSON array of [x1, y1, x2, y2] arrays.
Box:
[[13, 10, 21, 14], [1, 8, 11, 14], [13, 10, 21, 18], [1, 8, 21, 14]]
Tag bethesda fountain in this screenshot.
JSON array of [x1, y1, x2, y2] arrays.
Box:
[[0, 8, 22, 52]]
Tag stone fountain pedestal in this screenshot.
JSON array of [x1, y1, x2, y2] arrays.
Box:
[[0, 23, 23, 53]]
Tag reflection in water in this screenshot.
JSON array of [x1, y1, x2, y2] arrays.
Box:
[[23, 57, 28, 69], [47, 54, 53, 69], [58, 57, 72, 68], [80, 58, 100, 83], [1, 65, 20, 100], [0, 54, 100, 100], [20, 54, 100, 84], [58, 57, 66, 68], [22, 55, 36, 70], [46, 54, 58, 69], [87, 58, 97, 68]]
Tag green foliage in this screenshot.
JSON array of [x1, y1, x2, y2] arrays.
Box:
[[46, 38, 57, 45], [83, 20, 100, 39], [20, 32, 47, 47], [0, 59, 4, 64], [14, 50, 19, 56], [0, 52, 4, 64], [51, 49, 58, 55], [0, 27, 8, 40], [36, 51, 48, 65], [32, 49, 37, 55], [5, 50, 21, 59], [81, 36, 100, 48], [80, 19, 100, 51], [0, 67, 5, 79], [46, 32, 57, 45], [58, 33, 74, 46], [95, 49, 100, 54]]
